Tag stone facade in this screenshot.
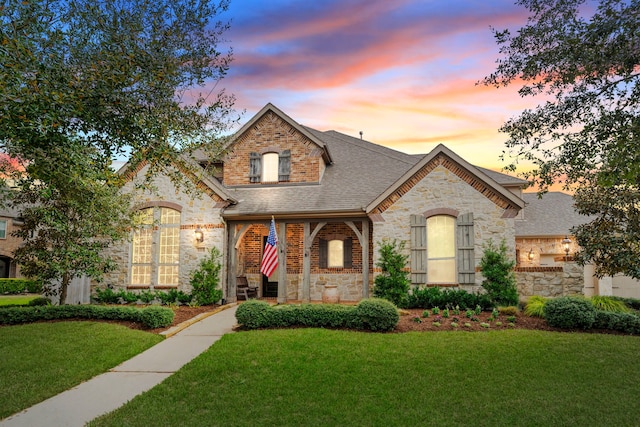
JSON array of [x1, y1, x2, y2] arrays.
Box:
[[372, 164, 516, 293], [96, 164, 227, 295], [515, 262, 584, 299]]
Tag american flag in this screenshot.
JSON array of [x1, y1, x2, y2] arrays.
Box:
[[260, 218, 278, 278]]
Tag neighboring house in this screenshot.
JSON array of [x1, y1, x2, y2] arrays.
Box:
[[515, 192, 640, 299], [0, 203, 23, 279], [100, 103, 527, 303]]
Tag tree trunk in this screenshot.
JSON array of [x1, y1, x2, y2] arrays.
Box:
[[60, 273, 70, 306]]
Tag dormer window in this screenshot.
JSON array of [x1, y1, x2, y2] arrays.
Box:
[[250, 150, 290, 183]]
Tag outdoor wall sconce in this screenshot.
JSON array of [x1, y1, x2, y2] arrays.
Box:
[[562, 235, 571, 260], [194, 226, 204, 243], [528, 248, 534, 261]]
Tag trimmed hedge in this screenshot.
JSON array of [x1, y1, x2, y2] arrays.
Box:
[[543, 297, 596, 330], [593, 310, 640, 334], [235, 298, 399, 332], [0, 304, 174, 329], [0, 278, 42, 294]]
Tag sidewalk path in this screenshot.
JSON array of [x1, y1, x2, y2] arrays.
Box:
[[1, 304, 238, 427]]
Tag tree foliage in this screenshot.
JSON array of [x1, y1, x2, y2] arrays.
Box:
[[0, 0, 236, 301], [190, 247, 223, 305], [482, 0, 640, 278]]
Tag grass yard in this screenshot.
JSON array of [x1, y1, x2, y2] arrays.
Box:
[[0, 322, 163, 419], [0, 294, 40, 306], [90, 328, 640, 427]]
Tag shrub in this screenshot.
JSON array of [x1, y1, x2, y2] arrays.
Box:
[[612, 296, 640, 311], [498, 306, 518, 316], [593, 311, 640, 334], [137, 306, 175, 329], [479, 239, 518, 306], [235, 300, 274, 329], [373, 240, 410, 307], [28, 297, 50, 306], [524, 296, 547, 318], [544, 297, 596, 329], [354, 298, 399, 332], [406, 286, 492, 310], [0, 278, 42, 294], [93, 287, 120, 304], [590, 296, 631, 313], [190, 247, 223, 305], [0, 304, 173, 328]]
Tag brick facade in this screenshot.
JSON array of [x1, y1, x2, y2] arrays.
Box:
[[223, 111, 326, 186]]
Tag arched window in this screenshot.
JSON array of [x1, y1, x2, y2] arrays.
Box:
[[262, 152, 279, 182], [131, 207, 181, 287], [426, 215, 456, 283]]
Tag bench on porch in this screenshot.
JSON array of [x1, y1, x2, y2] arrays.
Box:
[[236, 276, 258, 300]]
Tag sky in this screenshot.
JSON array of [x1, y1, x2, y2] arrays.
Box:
[[212, 0, 538, 173]]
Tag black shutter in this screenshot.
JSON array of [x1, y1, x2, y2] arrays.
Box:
[[344, 237, 353, 269], [249, 152, 261, 183], [319, 238, 328, 269], [279, 150, 291, 181]]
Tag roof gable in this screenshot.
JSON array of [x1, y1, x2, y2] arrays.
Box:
[[227, 103, 332, 164], [366, 144, 525, 215]]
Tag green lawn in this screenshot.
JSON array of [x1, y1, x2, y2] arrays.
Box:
[[90, 328, 640, 427], [0, 294, 40, 306], [0, 322, 163, 419]]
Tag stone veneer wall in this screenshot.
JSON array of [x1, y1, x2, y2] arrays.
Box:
[[515, 237, 580, 267], [515, 262, 584, 299], [96, 164, 226, 295], [372, 165, 516, 293]]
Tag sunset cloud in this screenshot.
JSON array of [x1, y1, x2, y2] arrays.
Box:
[[212, 1, 536, 170]]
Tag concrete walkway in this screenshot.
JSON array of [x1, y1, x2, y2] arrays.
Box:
[[1, 304, 238, 427]]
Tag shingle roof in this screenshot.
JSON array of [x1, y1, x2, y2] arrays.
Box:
[[515, 192, 593, 237], [222, 128, 418, 218]]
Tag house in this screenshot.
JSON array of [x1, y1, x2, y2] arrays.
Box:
[[100, 102, 530, 303], [0, 203, 23, 279], [515, 192, 640, 299]]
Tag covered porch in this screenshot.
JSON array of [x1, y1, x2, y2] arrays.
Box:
[[225, 217, 373, 303]]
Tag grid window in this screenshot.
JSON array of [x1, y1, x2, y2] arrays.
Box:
[[0, 220, 6, 239]]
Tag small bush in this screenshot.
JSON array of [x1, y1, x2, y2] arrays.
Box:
[[590, 296, 631, 313], [498, 306, 518, 316], [190, 247, 223, 305], [479, 239, 518, 306], [0, 278, 42, 294], [235, 300, 274, 329], [138, 306, 175, 329], [373, 240, 410, 307], [355, 298, 399, 332], [406, 286, 492, 310], [28, 297, 50, 306], [613, 296, 640, 311], [524, 296, 547, 318], [593, 311, 640, 334], [93, 288, 120, 304], [544, 297, 596, 330]]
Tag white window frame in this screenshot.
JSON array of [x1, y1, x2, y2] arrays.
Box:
[[262, 152, 279, 182], [0, 219, 6, 239]]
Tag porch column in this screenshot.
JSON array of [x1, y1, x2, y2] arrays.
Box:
[[277, 221, 287, 304], [362, 219, 370, 298], [226, 224, 238, 303], [302, 221, 327, 303]]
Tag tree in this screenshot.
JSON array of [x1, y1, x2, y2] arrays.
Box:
[[373, 240, 410, 307], [0, 0, 236, 301], [479, 239, 518, 307], [482, 0, 640, 278], [190, 247, 223, 305], [7, 142, 135, 304]]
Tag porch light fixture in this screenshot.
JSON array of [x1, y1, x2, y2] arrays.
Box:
[[528, 248, 534, 261], [194, 226, 204, 243], [561, 235, 571, 260]]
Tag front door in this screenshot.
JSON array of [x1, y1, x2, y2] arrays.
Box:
[[262, 236, 278, 297]]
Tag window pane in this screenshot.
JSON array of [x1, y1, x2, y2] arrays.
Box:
[[427, 216, 455, 258], [159, 228, 180, 263], [161, 208, 180, 224], [328, 240, 344, 268], [428, 259, 457, 283], [158, 265, 179, 286], [262, 152, 279, 182], [131, 265, 151, 285], [132, 228, 152, 263], [0, 220, 6, 239], [427, 215, 456, 283]]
